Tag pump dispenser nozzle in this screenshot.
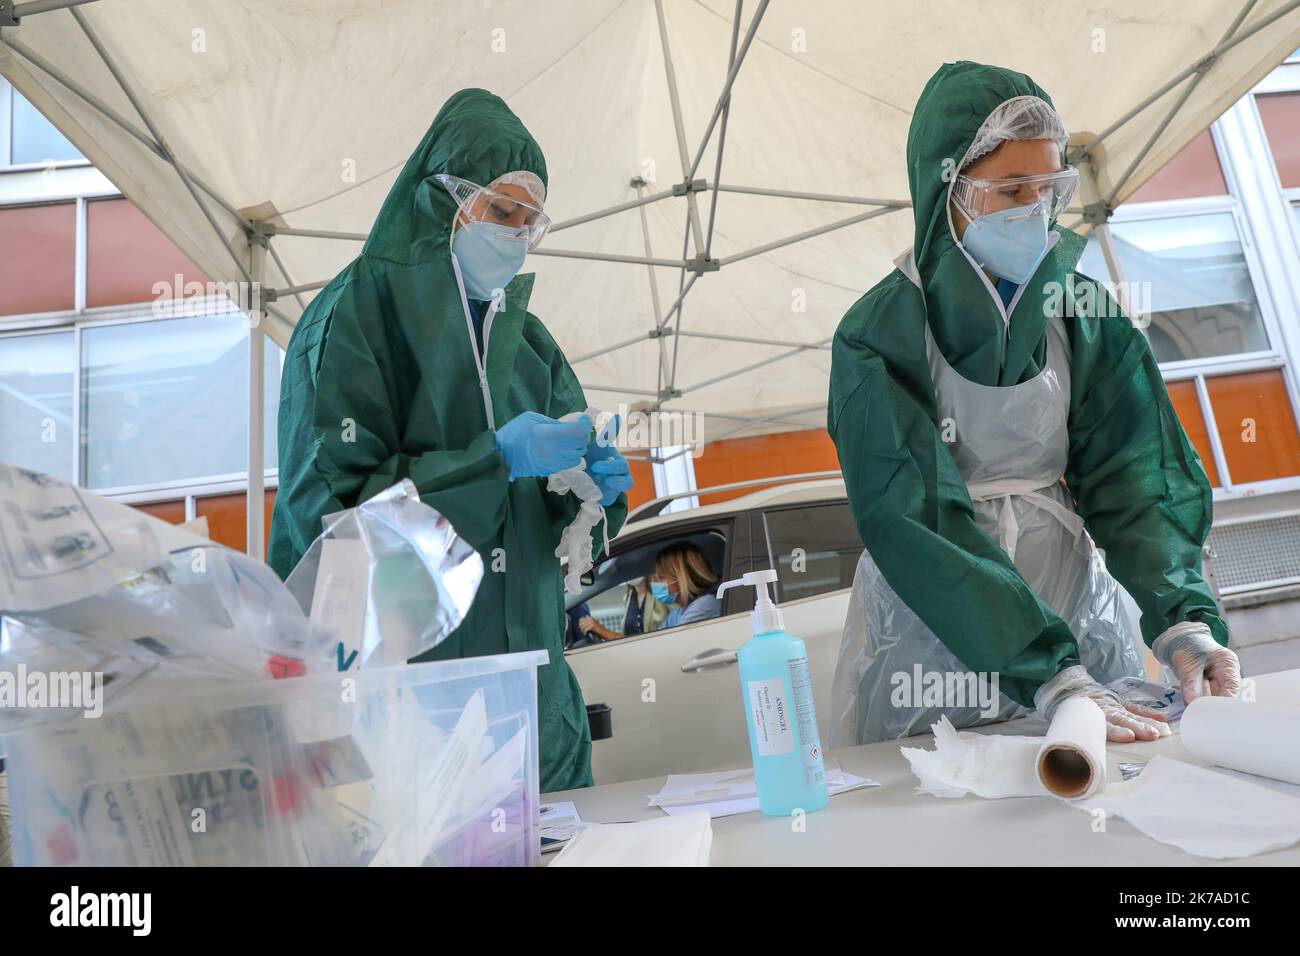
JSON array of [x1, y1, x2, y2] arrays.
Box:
[[717, 569, 784, 634]]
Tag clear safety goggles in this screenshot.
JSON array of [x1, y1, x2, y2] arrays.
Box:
[[435, 172, 551, 249], [951, 167, 1079, 223]]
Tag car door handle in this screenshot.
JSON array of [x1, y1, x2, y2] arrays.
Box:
[[680, 648, 739, 673]]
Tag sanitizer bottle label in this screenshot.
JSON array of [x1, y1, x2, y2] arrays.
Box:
[[747, 679, 794, 756], [787, 656, 826, 787]]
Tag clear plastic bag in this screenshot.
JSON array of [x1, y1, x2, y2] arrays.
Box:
[[283, 479, 483, 670]]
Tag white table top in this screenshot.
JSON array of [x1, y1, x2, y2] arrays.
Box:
[[543, 669, 1300, 866]]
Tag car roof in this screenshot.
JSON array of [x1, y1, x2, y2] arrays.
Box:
[[618, 477, 847, 538]]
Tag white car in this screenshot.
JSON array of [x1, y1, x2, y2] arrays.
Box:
[[564, 475, 859, 785]]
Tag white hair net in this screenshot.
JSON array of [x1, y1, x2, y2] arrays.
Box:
[[491, 170, 546, 206], [961, 95, 1068, 171]]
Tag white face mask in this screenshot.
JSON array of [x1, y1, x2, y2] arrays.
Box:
[[450, 220, 529, 301]]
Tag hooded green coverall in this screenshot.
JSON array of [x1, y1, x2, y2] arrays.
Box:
[[828, 62, 1227, 708], [269, 89, 625, 792]]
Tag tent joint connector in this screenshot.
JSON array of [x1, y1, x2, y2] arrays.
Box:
[[672, 178, 708, 197], [261, 287, 279, 303], [658, 388, 682, 400], [1194, 51, 1219, 75], [1082, 201, 1112, 225], [648, 326, 674, 339], [685, 255, 720, 275], [0, 2, 18, 27], [247, 222, 275, 243]]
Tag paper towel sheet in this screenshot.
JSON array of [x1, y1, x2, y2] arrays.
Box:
[[1077, 756, 1300, 860], [550, 810, 712, 867]]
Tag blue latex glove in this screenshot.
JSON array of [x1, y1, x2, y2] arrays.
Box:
[[588, 456, 633, 507], [496, 412, 591, 480], [585, 414, 621, 464], [583, 414, 633, 505]]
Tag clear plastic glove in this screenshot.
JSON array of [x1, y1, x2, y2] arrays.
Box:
[[496, 412, 591, 480], [588, 457, 633, 507], [1153, 622, 1240, 704], [1034, 664, 1170, 744]]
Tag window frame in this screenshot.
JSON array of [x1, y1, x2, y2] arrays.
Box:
[[1099, 106, 1300, 502]]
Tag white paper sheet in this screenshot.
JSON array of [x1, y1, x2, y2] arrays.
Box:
[[1076, 756, 1300, 860], [550, 810, 712, 867], [648, 762, 879, 818]]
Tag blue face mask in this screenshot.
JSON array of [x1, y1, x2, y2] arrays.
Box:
[[452, 220, 529, 301], [960, 203, 1050, 285], [650, 581, 672, 603]]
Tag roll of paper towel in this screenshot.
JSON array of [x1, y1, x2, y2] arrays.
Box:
[[1181, 696, 1300, 786], [1036, 697, 1107, 799]]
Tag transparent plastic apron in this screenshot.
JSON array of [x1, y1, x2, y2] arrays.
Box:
[[829, 269, 1145, 747]]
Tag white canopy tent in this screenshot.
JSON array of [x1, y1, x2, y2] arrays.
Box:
[[2, 0, 1299, 554]]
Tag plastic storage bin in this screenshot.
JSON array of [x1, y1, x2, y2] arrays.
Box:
[[2, 650, 546, 867]]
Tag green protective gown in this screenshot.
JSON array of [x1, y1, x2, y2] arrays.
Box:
[[269, 89, 627, 792], [828, 61, 1227, 707]]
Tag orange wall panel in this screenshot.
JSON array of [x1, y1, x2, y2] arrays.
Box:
[[1207, 371, 1300, 485], [694, 429, 840, 505], [1166, 380, 1221, 487], [627, 457, 655, 510], [134, 500, 187, 525], [196, 490, 277, 558]]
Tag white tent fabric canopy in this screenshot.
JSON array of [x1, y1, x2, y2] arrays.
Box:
[[3, 0, 1300, 548]]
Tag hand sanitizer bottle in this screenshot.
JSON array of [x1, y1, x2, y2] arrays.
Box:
[[716, 570, 829, 815]]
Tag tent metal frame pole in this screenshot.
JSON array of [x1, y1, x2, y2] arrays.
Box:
[[653, 0, 705, 256], [719, 205, 902, 266], [529, 247, 688, 268], [678, 337, 833, 396], [569, 332, 654, 366], [270, 226, 367, 241], [1075, 0, 1300, 161], [686, 0, 771, 182], [247, 236, 267, 558], [715, 183, 910, 207], [1104, 0, 1262, 206], [676, 329, 831, 350], [266, 240, 307, 310], [550, 187, 676, 233], [70, 6, 251, 283], [696, 402, 826, 426], [272, 279, 329, 298], [579, 383, 662, 397], [2, 37, 251, 229], [633, 179, 670, 397], [703, 0, 743, 260], [1, 0, 98, 24]]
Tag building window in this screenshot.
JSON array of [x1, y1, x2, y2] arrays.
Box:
[[80, 313, 281, 490], [8, 88, 83, 166], [0, 330, 75, 482], [1079, 211, 1269, 364]]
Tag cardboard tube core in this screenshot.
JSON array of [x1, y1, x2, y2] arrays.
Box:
[[1037, 745, 1094, 798]]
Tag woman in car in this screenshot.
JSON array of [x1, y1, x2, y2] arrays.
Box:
[[651, 542, 722, 629], [578, 576, 670, 642]]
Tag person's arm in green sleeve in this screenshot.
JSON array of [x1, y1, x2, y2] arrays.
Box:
[[311, 280, 511, 554], [1063, 280, 1228, 650], [830, 297, 1080, 707]]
